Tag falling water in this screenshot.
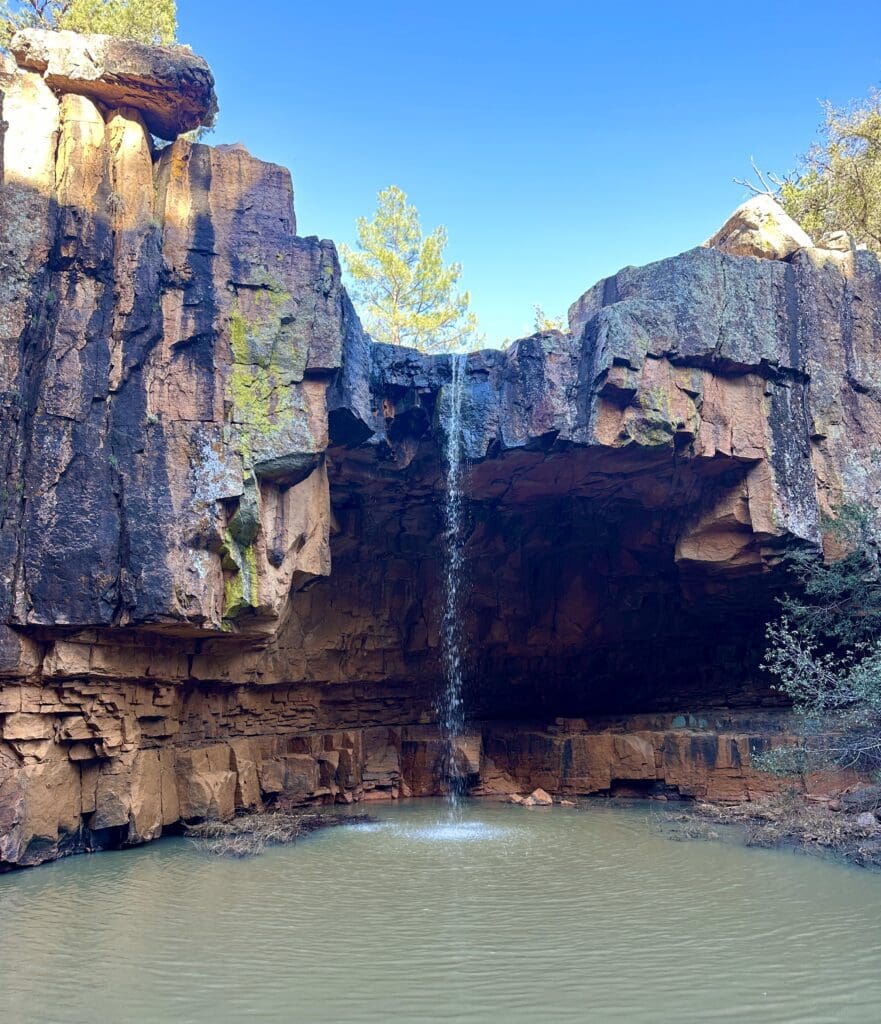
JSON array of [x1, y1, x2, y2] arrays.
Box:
[[437, 352, 467, 808]]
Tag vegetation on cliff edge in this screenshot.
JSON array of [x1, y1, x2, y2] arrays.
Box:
[[741, 90, 881, 252], [0, 0, 176, 47], [341, 185, 480, 354]]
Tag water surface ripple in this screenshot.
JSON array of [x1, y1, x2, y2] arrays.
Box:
[[1, 800, 880, 1023]]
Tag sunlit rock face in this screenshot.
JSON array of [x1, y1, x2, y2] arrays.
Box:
[[1, 38, 338, 639], [1, 34, 881, 867], [705, 194, 812, 260], [10, 27, 217, 139]]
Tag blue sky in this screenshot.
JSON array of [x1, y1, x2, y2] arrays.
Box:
[[180, 1, 881, 344]]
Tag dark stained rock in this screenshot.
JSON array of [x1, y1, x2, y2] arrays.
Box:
[[1, 56, 341, 638], [10, 28, 217, 139], [345, 240, 881, 565]]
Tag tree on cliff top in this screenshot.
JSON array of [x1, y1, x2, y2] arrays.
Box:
[[533, 305, 566, 333], [0, 0, 176, 47], [739, 90, 881, 252], [340, 186, 480, 354], [758, 502, 881, 776]]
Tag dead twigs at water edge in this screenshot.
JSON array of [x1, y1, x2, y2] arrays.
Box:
[[185, 811, 374, 858]]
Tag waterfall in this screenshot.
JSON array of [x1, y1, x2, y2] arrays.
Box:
[[437, 352, 467, 808]]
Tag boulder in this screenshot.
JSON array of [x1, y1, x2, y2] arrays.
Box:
[[818, 229, 856, 252], [523, 787, 553, 807], [706, 194, 812, 260], [10, 28, 217, 140]]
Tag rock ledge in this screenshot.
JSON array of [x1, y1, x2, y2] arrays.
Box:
[[10, 27, 217, 139]]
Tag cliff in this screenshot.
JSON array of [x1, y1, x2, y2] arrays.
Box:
[[1, 32, 879, 867]]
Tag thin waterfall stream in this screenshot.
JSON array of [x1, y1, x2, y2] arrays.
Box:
[[437, 352, 467, 809]]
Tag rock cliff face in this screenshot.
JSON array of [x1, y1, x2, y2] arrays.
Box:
[[1, 33, 880, 867]]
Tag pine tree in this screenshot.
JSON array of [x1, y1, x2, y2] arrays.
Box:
[[533, 305, 566, 333], [340, 186, 479, 354]]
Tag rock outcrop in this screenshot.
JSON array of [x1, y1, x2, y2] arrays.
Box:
[[1, 35, 333, 641], [10, 28, 217, 138], [705, 193, 813, 260], [1, 35, 880, 868]]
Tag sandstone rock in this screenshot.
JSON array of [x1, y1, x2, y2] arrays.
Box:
[[92, 765, 133, 830], [818, 230, 856, 252], [10, 28, 217, 139], [257, 758, 286, 796], [451, 733, 482, 777], [0, 627, 41, 679], [524, 787, 553, 807], [469, 757, 520, 798], [360, 788, 395, 802], [128, 749, 164, 842], [2, 716, 52, 741], [1, 53, 340, 639], [2, 713, 54, 741], [16, 759, 82, 864], [611, 734, 656, 779], [229, 738, 263, 811], [280, 753, 320, 801], [67, 742, 98, 761], [175, 747, 236, 821], [362, 728, 401, 788], [706, 195, 812, 260]]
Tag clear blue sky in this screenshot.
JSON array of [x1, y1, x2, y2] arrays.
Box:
[[180, 1, 881, 344]]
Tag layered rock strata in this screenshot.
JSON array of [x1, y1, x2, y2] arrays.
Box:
[[1, 34, 880, 867]]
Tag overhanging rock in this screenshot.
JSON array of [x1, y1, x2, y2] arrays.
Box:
[[10, 28, 217, 139]]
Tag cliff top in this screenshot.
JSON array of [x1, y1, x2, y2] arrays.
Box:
[[9, 27, 217, 139]]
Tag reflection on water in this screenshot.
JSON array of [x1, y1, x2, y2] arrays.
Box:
[[1, 799, 880, 1023]]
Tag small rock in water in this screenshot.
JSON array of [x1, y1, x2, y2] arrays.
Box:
[[559, 799, 576, 808], [508, 793, 526, 805]]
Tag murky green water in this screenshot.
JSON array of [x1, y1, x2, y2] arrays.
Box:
[[1, 800, 880, 1023]]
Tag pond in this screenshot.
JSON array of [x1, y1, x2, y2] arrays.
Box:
[[1, 799, 879, 1023]]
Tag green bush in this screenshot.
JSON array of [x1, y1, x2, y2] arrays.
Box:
[[1, 0, 176, 48]]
